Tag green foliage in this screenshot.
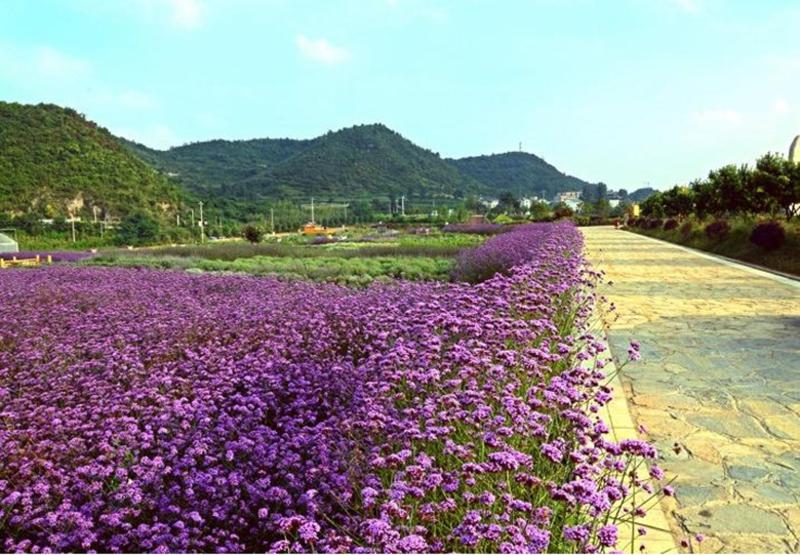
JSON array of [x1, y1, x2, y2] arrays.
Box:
[[125, 123, 484, 203], [449, 151, 595, 199], [116, 212, 161, 246], [241, 225, 263, 244], [631, 215, 800, 276], [643, 153, 800, 221], [0, 102, 184, 221], [86, 252, 453, 285]]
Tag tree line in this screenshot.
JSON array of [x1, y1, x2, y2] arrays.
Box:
[[641, 153, 800, 221]]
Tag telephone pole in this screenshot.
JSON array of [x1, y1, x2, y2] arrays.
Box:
[[310, 197, 315, 224], [270, 208, 275, 234], [401, 195, 406, 217], [199, 201, 205, 244]]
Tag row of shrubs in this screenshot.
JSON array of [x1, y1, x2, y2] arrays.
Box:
[[629, 217, 788, 251]]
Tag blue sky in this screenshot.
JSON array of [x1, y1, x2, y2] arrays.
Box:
[[2, 0, 800, 190]]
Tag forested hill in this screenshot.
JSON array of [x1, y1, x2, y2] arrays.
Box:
[[448, 152, 596, 199], [124, 124, 486, 201], [0, 102, 183, 219]]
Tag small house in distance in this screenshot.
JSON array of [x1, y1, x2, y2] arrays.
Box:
[[0, 232, 19, 253]]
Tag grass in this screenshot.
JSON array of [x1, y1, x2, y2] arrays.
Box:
[[84, 253, 454, 285], [78, 231, 485, 285], [630, 216, 800, 276]]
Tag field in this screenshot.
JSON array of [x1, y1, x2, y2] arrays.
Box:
[[0, 222, 667, 553], [82, 232, 484, 284]]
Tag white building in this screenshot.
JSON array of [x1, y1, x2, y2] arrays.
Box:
[[554, 191, 581, 203]]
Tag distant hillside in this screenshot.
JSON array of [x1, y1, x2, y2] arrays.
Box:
[[629, 187, 656, 202], [448, 152, 596, 199], [124, 124, 485, 201], [0, 102, 182, 219]]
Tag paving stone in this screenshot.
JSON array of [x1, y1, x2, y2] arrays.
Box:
[[582, 227, 800, 552], [734, 482, 798, 505], [682, 504, 788, 534], [673, 485, 729, 507], [686, 413, 770, 439]]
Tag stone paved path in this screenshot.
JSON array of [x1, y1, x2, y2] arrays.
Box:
[[582, 227, 800, 553]]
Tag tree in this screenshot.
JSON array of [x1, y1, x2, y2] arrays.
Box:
[[659, 186, 694, 218], [528, 201, 552, 221], [753, 153, 800, 220], [597, 182, 608, 201], [115, 212, 160, 246], [553, 202, 574, 219], [496, 191, 521, 215], [241, 225, 263, 243]]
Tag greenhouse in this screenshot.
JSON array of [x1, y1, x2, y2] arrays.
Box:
[[0, 232, 19, 253]]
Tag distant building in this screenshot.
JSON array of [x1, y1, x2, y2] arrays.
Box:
[[790, 135, 800, 163], [554, 191, 581, 203]]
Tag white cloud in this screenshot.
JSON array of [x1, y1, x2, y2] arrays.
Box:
[[34, 46, 91, 79], [295, 35, 350, 65], [670, 0, 699, 13], [167, 0, 204, 29], [772, 98, 789, 114], [692, 108, 743, 125]]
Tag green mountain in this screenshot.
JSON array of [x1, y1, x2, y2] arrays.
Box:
[[125, 124, 484, 202], [448, 151, 595, 200], [0, 102, 183, 220]]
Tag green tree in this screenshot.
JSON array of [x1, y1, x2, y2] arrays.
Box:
[[753, 153, 800, 220], [116, 212, 160, 246], [242, 225, 263, 243]]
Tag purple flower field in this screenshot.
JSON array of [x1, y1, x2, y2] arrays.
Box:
[[0, 222, 663, 553], [441, 223, 508, 235]]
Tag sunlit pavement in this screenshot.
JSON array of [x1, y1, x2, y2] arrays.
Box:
[[583, 226, 800, 553]]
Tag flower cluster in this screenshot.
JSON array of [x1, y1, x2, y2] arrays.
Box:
[[0, 222, 662, 552], [441, 223, 508, 235], [452, 223, 567, 283]]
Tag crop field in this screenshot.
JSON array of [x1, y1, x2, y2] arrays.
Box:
[[0, 222, 665, 553], [82, 232, 485, 284]]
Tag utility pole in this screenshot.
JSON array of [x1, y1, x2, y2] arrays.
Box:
[[270, 208, 275, 234], [401, 195, 406, 217], [199, 201, 205, 244], [190, 208, 195, 228], [70, 215, 76, 243], [311, 197, 315, 224], [176, 213, 181, 227]]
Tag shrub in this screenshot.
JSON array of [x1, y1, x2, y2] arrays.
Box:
[[663, 219, 679, 231], [680, 221, 693, 236], [705, 219, 731, 240], [646, 218, 663, 230], [441, 223, 506, 235], [749, 221, 786, 251], [242, 225, 263, 244]]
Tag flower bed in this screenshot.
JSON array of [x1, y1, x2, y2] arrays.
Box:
[[0, 222, 663, 553]]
